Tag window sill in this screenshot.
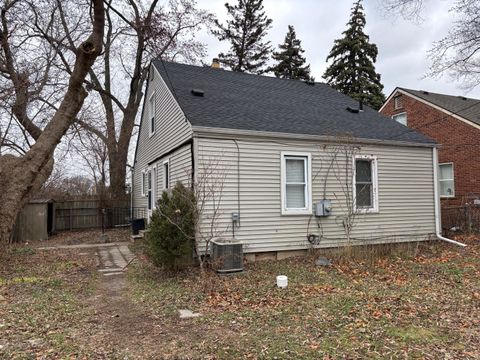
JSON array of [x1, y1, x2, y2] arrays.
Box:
[[440, 196, 455, 199], [281, 209, 311, 216], [355, 208, 379, 214]]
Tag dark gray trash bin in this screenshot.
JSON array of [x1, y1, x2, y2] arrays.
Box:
[[131, 218, 145, 235]]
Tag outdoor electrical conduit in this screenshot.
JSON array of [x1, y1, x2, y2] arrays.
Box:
[[433, 147, 467, 247]]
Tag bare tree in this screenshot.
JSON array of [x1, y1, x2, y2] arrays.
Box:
[[0, 0, 105, 243], [383, 0, 480, 89], [63, 0, 214, 199], [327, 140, 361, 246], [310, 137, 362, 247], [192, 157, 229, 269]]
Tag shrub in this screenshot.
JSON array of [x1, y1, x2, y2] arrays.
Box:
[[145, 182, 196, 270]]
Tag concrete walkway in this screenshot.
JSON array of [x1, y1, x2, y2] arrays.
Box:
[[97, 244, 135, 276], [36, 242, 131, 250], [37, 242, 135, 276]]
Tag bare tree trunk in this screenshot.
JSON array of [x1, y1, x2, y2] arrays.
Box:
[[108, 149, 127, 200], [0, 0, 105, 244]]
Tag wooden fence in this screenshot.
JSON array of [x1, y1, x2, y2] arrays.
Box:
[[53, 199, 144, 232]]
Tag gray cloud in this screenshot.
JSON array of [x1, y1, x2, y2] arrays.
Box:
[[196, 0, 480, 98]]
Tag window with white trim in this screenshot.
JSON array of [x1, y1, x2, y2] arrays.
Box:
[[281, 152, 312, 215], [354, 155, 378, 213], [141, 171, 146, 196], [392, 112, 407, 126], [163, 160, 169, 189], [439, 163, 455, 197], [147, 169, 153, 210], [394, 95, 403, 109], [148, 92, 155, 136]]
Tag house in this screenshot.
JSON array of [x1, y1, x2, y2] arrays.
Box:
[[380, 88, 480, 207], [132, 60, 449, 260]]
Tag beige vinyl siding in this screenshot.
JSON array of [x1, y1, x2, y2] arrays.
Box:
[[153, 144, 192, 193], [133, 65, 193, 209], [196, 136, 435, 253]]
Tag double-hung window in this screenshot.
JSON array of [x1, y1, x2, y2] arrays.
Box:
[[439, 163, 454, 197], [148, 92, 156, 136], [281, 152, 312, 215], [354, 155, 379, 213], [141, 171, 146, 197]]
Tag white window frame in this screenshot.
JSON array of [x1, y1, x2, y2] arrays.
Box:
[[163, 159, 170, 190], [394, 95, 403, 110], [148, 91, 156, 137], [353, 155, 379, 214], [392, 112, 407, 126], [141, 170, 146, 197], [280, 152, 312, 215], [439, 162, 455, 198]]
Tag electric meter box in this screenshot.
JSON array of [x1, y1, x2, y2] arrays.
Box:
[[315, 200, 332, 217]]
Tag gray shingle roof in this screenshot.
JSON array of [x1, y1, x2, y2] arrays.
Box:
[[153, 60, 434, 145], [400, 88, 480, 126]]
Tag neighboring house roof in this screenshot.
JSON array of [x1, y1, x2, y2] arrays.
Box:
[[386, 87, 480, 128], [153, 60, 434, 145]]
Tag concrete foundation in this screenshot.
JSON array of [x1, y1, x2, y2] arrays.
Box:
[[244, 249, 308, 263]]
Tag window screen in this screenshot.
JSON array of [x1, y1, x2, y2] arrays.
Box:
[[355, 159, 373, 208], [285, 157, 307, 209], [439, 163, 454, 197]]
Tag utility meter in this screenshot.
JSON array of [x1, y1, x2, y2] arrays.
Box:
[[315, 199, 332, 217]]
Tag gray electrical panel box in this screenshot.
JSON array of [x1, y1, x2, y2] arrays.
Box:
[[315, 200, 332, 217]]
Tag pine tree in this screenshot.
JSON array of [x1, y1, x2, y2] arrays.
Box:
[[323, 0, 385, 110], [270, 25, 312, 81], [214, 0, 272, 74]]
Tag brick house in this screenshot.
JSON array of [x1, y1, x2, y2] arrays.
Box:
[[380, 88, 480, 208]]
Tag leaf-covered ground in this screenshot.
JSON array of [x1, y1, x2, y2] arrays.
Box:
[[127, 239, 480, 359], [1, 235, 479, 359]]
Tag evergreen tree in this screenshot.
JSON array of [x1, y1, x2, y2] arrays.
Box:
[[214, 0, 272, 74], [270, 25, 312, 81], [323, 0, 385, 110]]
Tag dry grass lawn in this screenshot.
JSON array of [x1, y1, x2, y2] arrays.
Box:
[[0, 232, 479, 359]]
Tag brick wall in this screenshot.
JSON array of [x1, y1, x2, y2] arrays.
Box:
[[381, 92, 480, 206]]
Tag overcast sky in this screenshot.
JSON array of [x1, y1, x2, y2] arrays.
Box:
[[195, 0, 480, 98]]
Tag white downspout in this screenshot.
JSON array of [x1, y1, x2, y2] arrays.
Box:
[[433, 147, 467, 247]]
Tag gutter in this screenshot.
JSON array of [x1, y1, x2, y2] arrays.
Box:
[[432, 147, 467, 247]]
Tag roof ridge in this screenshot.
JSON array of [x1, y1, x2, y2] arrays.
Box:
[[400, 87, 480, 102], [154, 59, 327, 87]]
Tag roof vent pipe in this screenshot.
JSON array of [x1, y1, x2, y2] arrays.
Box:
[[359, 100, 364, 112]]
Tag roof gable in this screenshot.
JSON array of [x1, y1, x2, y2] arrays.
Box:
[[383, 87, 480, 130], [154, 60, 434, 145]]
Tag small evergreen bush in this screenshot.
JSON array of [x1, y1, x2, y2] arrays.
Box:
[[145, 182, 196, 270]]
